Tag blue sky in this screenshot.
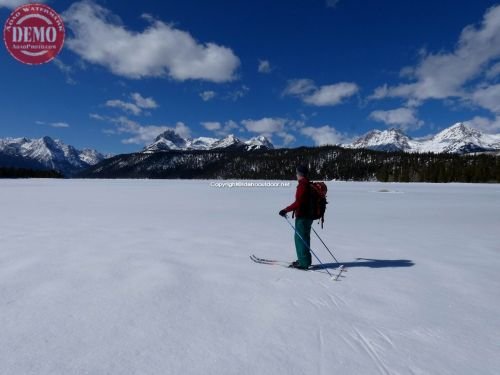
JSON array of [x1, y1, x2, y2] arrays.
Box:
[[1, 0, 500, 154]]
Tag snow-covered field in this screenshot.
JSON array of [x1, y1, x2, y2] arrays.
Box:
[[0, 179, 499, 375]]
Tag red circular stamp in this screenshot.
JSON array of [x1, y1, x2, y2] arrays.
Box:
[[3, 3, 65, 65]]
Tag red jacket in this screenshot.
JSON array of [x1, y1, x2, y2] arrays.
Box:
[[284, 177, 312, 218]]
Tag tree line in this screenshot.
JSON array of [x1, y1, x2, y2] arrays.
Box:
[[80, 146, 500, 183], [0, 167, 63, 178]]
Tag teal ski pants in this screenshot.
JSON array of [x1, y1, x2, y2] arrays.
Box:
[[294, 217, 313, 267]]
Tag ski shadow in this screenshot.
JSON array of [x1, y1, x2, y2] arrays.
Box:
[[312, 258, 415, 270]]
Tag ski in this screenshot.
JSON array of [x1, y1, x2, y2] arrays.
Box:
[[250, 255, 291, 267], [250, 255, 347, 281], [250, 254, 288, 264]]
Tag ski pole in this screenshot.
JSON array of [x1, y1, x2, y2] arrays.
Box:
[[284, 216, 333, 278], [311, 227, 340, 264]]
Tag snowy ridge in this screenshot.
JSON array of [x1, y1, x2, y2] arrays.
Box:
[[345, 123, 500, 154], [0, 136, 108, 175], [210, 134, 244, 149], [143, 131, 274, 153], [245, 135, 275, 151], [349, 128, 412, 152]]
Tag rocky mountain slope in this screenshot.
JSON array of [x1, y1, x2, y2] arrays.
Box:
[[0, 136, 108, 176]]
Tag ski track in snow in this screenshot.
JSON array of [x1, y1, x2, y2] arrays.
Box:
[[0, 179, 499, 375], [351, 326, 391, 375]]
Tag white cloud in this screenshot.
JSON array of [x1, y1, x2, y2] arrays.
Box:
[[50, 122, 70, 128], [173, 122, 191, 139], [366, 6, 500, 134], [221, 120, 240, 134], [106, 116, 190, 145], [105, 100, 142, 115], [200, 91, 216, 101], [89, 113, 106, 120], [122, 129, 170, 145], [62, 1, 240, 82], [201, 122, 221, 131], [111, 117, 166, 144], [486, 62, 500, 79], [258, 59, 272, 73], [36, 120, 70, 128], [288, 119, 307, 130], [283, 79, 316, 96], [284, 79, 358, 106], [326, 0, 340, 8], [105, 92, 158, 115], [303, 82, 359, 106], [370, 5, 500, 102], [92, 113, 190, 144], [368, 84, 389, 100], [471, 84, 500, 114], [130, 92, 158, 109], [0, 0, 45, 9], [202, 120, 241, 136], [277, 132, 296, 146], [369, 107, 423, 130], [463, 115, 500, 132], [242, 118, 286, 133], [301, 125, 345, 146], [325, 0, 340, 8], [226, 85, 249, 101], [53, 59, 76, 85]]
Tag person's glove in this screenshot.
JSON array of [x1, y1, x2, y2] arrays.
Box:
[[279, 209, 287, 217]]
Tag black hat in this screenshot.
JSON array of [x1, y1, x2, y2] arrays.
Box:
[[296, 164, 309, 177]]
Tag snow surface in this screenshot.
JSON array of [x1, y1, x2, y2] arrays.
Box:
[[0, 180, 499, 375]]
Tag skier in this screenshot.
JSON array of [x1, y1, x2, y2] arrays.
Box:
[[279, 164, 313, 270]]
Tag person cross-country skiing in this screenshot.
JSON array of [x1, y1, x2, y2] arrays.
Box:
[[279, 164, 313, 270]]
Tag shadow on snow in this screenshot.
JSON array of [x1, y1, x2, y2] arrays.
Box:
[[312, 258, 415, 271]]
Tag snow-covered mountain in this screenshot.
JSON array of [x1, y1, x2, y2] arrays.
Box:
[[244, 135, 275, 151], [345, 123, 500, 154], [349, 128, 412, 152], [418, 123, 500, 153], [206, 134, 244, 150], [0, 136, 108, 175], [143, 131, 274, 153]]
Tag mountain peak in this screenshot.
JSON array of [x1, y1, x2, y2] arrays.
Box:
[[442, 122, 470, 133], [154, 129, 187, 146], [211, 134, 243, 149], [41, 135, 57, 145], [444, 122, 479, 135], [386, 128, 406, 135], [223, 134, 240, 141], [350, 127, 411, 151], [433, 122, 481, 142], [245, 135, 274, 150]]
